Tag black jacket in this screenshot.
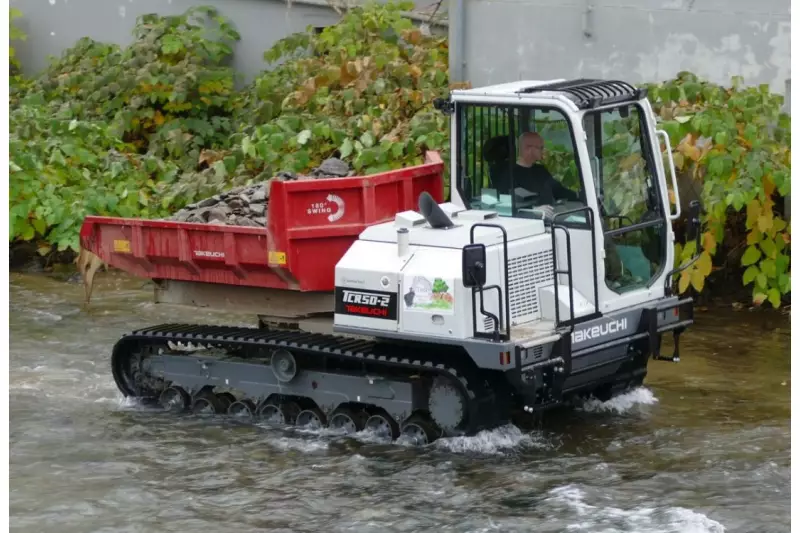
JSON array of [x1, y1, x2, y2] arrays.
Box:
[[511, 163, 579, 205]]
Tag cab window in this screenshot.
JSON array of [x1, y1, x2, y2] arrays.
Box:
[[456, 103, 586, 220]]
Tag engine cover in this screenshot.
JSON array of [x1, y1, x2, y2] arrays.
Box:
[[333, 206, 550, 339], [334, 240, 411, 332]]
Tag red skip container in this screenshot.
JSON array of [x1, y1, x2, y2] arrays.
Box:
[[79, 152, 445, 292]]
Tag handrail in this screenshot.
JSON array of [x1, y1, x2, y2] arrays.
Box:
[[550, 223, 575, 328], [656, 129, 681, 221], [474, 285, 503, 342], [469, 223, 511, 342], [549, 205, 600, 330]]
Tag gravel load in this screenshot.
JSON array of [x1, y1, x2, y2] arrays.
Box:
[[165, 158, 352, 227]]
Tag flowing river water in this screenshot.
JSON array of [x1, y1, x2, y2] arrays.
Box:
[[9, 271, 791, 533]]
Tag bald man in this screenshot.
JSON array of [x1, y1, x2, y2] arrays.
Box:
[[514, 132, 623, 280], [512, 132, 580, 212]]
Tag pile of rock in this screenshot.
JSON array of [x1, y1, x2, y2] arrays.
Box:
[[166, 182, 269, 227], [165, 158, 351, 227]]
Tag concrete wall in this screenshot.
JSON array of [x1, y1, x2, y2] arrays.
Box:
[[449, 0, 790, 93], [10, 0, 443, 84]]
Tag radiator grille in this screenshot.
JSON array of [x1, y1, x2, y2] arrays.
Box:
[[480, 249, 554, 332], [523, 345, 544, 363], [508, 249, 554, 321]]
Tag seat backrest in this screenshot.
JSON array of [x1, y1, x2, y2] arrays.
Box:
[[482, 135, 514, 192]]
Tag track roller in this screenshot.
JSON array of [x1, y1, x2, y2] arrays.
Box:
[[228, 399, 256, 418], [365, 411, 400, 441], [400, 414, 440, 445], [296, 406, 326, 429], [271, 349, 298, 382], [257, 399, 301, 425], [328, 406, 368, 434], [217, 392, 236, 408], [191, 391, 229, 414], [159, 386, 190, 412]]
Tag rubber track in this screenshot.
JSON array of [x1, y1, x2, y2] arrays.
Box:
[[113, 323, 480, 408]]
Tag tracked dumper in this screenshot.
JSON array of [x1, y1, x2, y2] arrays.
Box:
[[84, 79, 700, 444]]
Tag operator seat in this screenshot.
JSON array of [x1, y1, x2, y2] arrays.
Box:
[[481, 134, 514, 193]]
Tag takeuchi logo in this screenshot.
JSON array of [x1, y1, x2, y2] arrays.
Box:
[[571, 317, 627, 344]]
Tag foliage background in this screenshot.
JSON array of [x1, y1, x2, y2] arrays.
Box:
[[8, 3, 791, 307]]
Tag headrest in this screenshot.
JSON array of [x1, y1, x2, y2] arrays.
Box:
[[482, 135, 513, 163]]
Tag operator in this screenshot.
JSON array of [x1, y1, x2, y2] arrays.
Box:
[[512, 131, 580, 217], [514, 131, 624, 281]]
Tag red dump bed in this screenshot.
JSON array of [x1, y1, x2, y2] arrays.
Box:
[[79, 152, 444, 292]]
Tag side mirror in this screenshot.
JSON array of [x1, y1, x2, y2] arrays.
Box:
[[433, 97, 454, 115], [462, 243, 487, 288], [687, 200, 702, 249]]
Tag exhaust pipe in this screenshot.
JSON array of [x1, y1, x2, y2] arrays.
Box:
[[397, 227, 410, 256]]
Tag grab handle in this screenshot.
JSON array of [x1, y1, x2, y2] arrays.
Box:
[[656, 129, 681, 220]]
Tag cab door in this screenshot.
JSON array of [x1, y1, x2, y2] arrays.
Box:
[[582, 102, 669, 310]]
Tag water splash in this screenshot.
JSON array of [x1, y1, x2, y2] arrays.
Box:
[[547, 484, 726, 533], [266, 436, 330, 453], [434, 424, 551, 455], [578, 386, 659, 414], [251, 421, 550, 456]]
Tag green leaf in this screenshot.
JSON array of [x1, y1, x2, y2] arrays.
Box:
[[339, 138, 354, 158], [49, 149, 67, 167], [32, 218, 47, 236], [270, 133, 286, 150], [223, 155, 237, 173], [212, 160, 227, 178], [20, 221, 35, 241], [742, 265, 759, 285], [161, 35, 183, 55], [759, 237, 777, 259], [391, 142, 404, 158], [241, 136, 255, 157], [359, 131, 374, 148], [759, 258, 776, 278], [743, 123, 758, 143], [707, 156, 725, 177], [741, 245, 761, 266], [778, 273, 790, 293], [255, 141, 271, 160], [767, 288, 781, 308]]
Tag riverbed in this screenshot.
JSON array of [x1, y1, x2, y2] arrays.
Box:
[[9, 271, 791, 533]]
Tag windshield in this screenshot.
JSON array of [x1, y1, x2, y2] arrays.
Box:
[[455, 102, 587, 222]]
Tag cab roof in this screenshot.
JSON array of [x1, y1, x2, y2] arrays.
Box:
[[451, 78, 648, 110]]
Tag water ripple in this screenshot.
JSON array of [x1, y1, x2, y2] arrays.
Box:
[[9, 273, 790, 533]]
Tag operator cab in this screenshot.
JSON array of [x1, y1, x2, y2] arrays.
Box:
[[437, 78, 677, 315]]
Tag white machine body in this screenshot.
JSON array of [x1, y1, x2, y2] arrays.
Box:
[[334, 204, 596, 343], [333, 79, 682, 347]]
